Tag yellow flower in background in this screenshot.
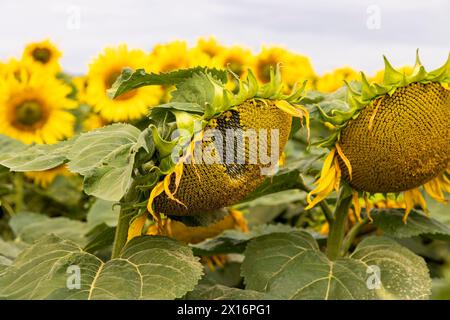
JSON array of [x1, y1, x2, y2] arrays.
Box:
[[0, 70, 76, 144], [213, 45, 255, 78], [316, 67, 360, 93], [72, 75, 88, 104], [255, 46, 316, 88], [370, 66, 413, 84], [149, 41, 191, 72], [25, 165, 73, 188], [22, 39, 62, 74], [82, 113, 107, 131], [195, 37, 224, 58], [0, 58, 35, 81], [86, 44, 162, 122]]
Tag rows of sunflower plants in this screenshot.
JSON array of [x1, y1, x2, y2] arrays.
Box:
[[0, 38, 448, 300]]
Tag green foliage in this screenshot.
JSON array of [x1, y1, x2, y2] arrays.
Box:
[[107, 67, 228, 99], [241, 231, 431, 299], [0, 235, 203, 300], [371, 208, 450, 240]]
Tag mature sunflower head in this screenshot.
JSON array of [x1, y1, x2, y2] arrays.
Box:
[[22, 39, 62, 74], [255, 46, 316, 89], [148, 68, 308, 218], [307, 53, 450, 222], [86, 44, 162, 122], [111, 65, 309, 222], [316, 67, 359, 93], [0, 70, 76, 144]]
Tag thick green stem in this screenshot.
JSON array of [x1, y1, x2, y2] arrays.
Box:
[[111, 207, 136, 259], [326, 194, 352, 260], [13, 173, 24, 213], [341, 217, 369, 256], [111, 181, 142, 259]]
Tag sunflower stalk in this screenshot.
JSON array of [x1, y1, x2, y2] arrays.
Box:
[[340, 216, 369, 256], [326, 191, 352, 260], [111, 179, 144, 259], [13, 173, 24, 213]]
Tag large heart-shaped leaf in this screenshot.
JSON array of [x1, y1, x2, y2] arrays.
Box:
[[241, 231, 431, 300], [0, 235, 203, 300], [68, 124, 141, 201]]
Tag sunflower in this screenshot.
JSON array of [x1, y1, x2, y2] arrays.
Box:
[[255, 46, 316, 89], [72, 75, 88, 103], [0, 69, 76, 144], [25, 165, 72, 188], [82, 113, 107, 131], [0, 58, 35, 81], [109, 65, 309, 242], [195, 37, 224, 58], [316, 67, 359, 93], [307, 53, 450, 223], [22, 39, 62, 74], [148, 41, 191, 73], [85, 44, 162, 122], [213, 45, 255, 78]]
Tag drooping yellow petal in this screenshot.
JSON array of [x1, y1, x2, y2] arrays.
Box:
[[363, 193, 373, 223], [423, 177, 446, 203], [163, 172, 187, 208], [403, 188, 427, 223], [147, 181, 165, 220], [275, 100, 310, 142], [352, 190, 362, 222], [127, 214, 147, 242], [333, 157, 341, 192], [335, 143, 352, 181]]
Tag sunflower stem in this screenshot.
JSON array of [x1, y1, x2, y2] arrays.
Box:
[[13, 173, 24, 213], [326, 192, 352, 260], [111, 180, 142, 259], [341, 217, 369, 256]]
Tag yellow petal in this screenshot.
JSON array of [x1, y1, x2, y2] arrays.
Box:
[[335, 143, 352, 181], [147, 181, 165, 220], [363, 193, 373, 223], [352, 190, 362, 222], [127, 214, 147, 242]]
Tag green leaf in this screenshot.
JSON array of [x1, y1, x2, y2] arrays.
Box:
[[9, 212, 89, 246], [83, 223, 115, 254], [192, 224, 298, 256], [0, 140, 73, 171], [371, 208, 450, 240], [0, 239, 28, 265], [45, 175, 83, 206], [87, 199, 120, 228], [0, 134, 26, 155], [0, 235, 203, 300], [108, 67, 228, 99], [241, 232, 431, 299], [68, 124, 141, 201], [186, 284, 267, 300]]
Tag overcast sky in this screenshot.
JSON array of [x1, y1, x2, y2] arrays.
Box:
[[0, 0, 448, 75]]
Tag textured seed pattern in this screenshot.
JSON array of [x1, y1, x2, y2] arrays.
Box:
[[154, 99, 292, 216], [339, 82, 450, 193]]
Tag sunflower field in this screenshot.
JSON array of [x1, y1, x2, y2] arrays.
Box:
[[0, 38, 449, 301]]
